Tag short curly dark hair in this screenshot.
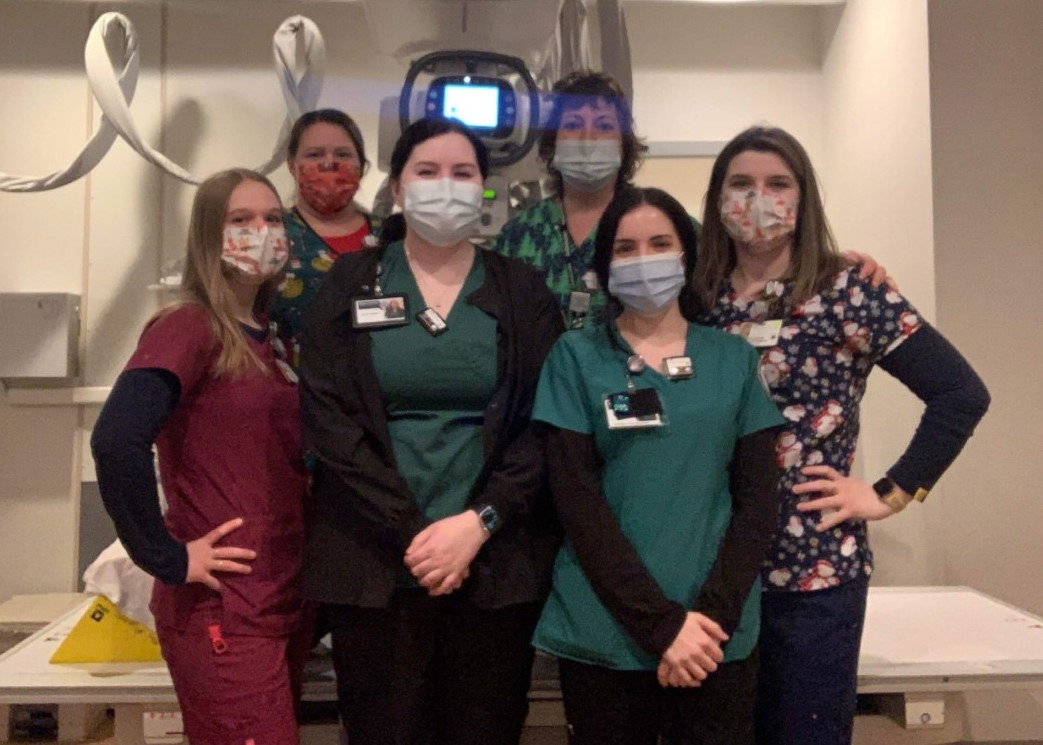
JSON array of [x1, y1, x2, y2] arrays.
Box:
[[537, 70, 647, 195]]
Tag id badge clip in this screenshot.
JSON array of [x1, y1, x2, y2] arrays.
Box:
[[351, 294, 410, 330], [663, 356, 694, 380], [603, 388, 666, 429], [740, 319, 783, 348], [417, 307, 448, 337]]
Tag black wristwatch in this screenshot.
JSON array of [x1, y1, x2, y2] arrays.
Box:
[[471, 504, 501, 535]]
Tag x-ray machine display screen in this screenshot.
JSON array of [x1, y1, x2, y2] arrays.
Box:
[[442, 84, 500, 130]]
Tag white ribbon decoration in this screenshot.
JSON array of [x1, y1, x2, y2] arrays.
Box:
[[257, 15, 326, 176], [0, 12, 326, 191]]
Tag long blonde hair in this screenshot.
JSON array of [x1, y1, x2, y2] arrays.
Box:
[[164, 168, 283, 377], [694, 126, 844, 312]]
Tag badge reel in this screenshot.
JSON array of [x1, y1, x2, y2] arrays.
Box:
[[350, 266, 410, 330], [603, 355, 666, 430]]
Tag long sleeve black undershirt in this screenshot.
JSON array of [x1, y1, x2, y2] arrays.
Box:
[[544, 424, 782, 659], [877, 323, 990, 494], [90, 368, 186, 585]]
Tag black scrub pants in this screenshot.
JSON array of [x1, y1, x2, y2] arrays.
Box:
[[558, 649, 759, 745], [325, 590, 540, 745]]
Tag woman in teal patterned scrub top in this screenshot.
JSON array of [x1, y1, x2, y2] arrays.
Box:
[[270, 109, 379, 366]]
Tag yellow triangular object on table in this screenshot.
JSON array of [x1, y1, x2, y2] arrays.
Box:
[[49, 595, 163, 663]]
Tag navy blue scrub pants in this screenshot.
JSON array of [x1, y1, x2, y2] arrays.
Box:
[[754, 575, 869, 745]]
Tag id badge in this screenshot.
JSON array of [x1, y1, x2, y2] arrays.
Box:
[[740, 319, 782, 347], [603, 388, 665, 429], [569, 291, 591, 315], [351, 294, 410, 329], [416, 307, 448, 337], [663, 356, 694, 380]]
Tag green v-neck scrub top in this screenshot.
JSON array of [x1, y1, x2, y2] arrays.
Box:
[[531, 322, 784, 670], [370, 242, 498, 523]]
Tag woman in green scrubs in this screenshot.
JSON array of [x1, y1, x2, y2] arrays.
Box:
[[532, 186, 784, 744], [298, 119, 563, 745]]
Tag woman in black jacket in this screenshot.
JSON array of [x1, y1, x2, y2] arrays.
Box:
[[298, 118, 563, 745]]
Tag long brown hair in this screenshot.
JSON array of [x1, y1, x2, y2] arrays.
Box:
[[169, 168, 283, 377], [694, 126, 843, 311]]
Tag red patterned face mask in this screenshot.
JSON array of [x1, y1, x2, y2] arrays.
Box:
[[296, 161, 361, 216]]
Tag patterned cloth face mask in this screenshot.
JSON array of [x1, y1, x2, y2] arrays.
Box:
[[719, 189, 799, 244], [296, 161, 361, 216], [553, 138, 622, 193], [607, 253, 686, 316], [403, 178, 484, 247], [221, 226, 289, 278]]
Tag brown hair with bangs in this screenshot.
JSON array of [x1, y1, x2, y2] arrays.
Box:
[[693, 126, 844, 312]]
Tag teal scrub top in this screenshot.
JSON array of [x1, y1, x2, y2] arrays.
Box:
[[531, 321, 784, 670], [370, 242, 498, 523]]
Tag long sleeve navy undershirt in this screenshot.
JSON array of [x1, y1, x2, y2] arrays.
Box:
[[878, 323, 991, 494], [91, 368, 186, 585]]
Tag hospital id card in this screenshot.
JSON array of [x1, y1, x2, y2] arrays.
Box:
[[603, 389, 665, 429], [351, 294, 410, 329], [740, 319, 783, 347]]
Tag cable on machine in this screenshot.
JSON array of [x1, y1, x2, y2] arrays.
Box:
[[0, 11, 326, 191]]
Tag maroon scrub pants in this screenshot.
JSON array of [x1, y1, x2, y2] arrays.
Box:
[[157, 622, 308, 745]]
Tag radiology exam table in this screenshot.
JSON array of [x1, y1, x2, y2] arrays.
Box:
[[1, 586, 1042, 743]]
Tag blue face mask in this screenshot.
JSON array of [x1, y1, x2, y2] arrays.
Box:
[[607, 254, 686, 316]]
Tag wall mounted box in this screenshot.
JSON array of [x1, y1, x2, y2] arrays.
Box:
[[0, 293, 80, 382]]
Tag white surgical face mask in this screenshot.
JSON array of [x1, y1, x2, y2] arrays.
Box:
[[402, 178, 484, 247], [719, 189, 799, 245], [221, 225, 288, 278], [607, 253, 686, 316], [553, 138, 622, 193]]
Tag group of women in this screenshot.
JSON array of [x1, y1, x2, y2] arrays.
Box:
[[91, 69, 990, 745]]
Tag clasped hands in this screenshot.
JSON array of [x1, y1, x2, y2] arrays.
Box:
[[404, 510, 489, 596], [657, 612, 729, 688]]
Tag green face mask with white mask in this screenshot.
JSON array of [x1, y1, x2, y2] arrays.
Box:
[[553, 138, 622, 193]]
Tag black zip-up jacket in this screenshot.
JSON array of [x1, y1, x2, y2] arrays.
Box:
[[298, 245, 564, 609]]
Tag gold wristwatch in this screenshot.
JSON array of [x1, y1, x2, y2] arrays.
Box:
[[873, 477, 914, 513]]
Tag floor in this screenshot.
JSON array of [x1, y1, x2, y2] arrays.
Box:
[[2, 710, 570, 744]]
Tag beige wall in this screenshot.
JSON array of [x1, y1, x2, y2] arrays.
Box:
[[0, 2, 94, 596], [928, 0, 1043, 735]]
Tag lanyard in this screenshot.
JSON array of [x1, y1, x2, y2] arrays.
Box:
[[604, 323, 647, 391], [558, 202, 594, 328], [557, 217, 580, 291]]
